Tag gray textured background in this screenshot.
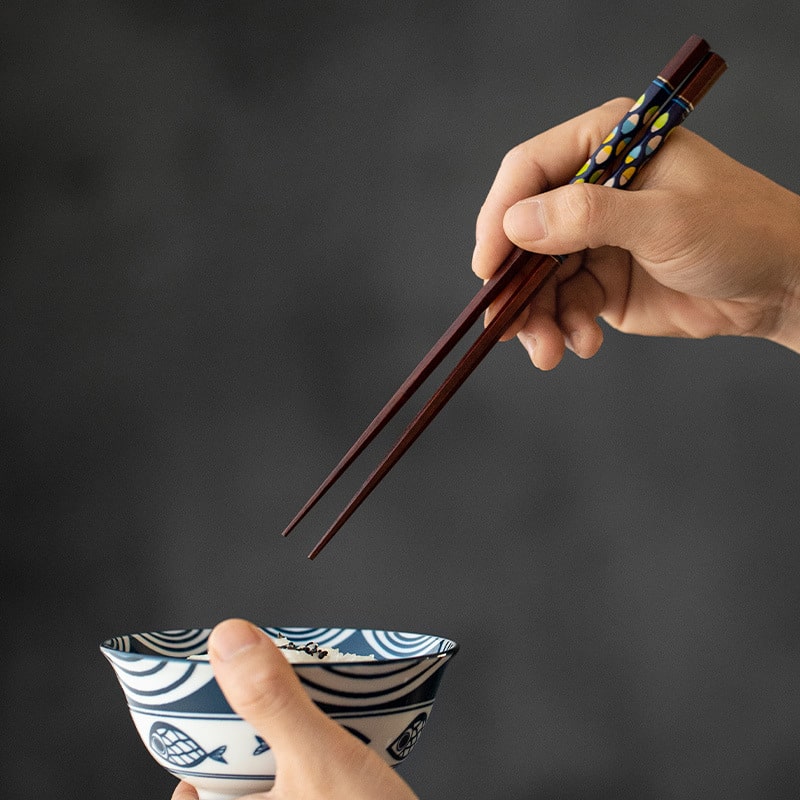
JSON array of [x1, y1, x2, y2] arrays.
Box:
[[4, 2, 800, 798]]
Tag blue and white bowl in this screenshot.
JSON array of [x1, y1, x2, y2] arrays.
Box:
[[101, 626, 458, 800]]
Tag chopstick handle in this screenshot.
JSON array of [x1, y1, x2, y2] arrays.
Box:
[[572, 34, 709, 185], [605, 53, 727, 188]]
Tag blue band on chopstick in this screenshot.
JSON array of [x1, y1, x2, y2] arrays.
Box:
[[571, 76, 681, 186], [571, 35, 710, 188], [605, 97, 691, 187]]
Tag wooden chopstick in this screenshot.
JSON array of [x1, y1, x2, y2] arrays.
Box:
[[280, 246, 539, 539], [307, 252, 559, 558], [281, 35, 711, 543], [288, 37, 725, 558]]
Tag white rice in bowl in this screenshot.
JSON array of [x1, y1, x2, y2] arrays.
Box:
[[187, 634, 375, 663]]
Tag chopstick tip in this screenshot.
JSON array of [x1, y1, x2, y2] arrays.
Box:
[[280, 511, 306, 538], [308, 527, 338, 559]]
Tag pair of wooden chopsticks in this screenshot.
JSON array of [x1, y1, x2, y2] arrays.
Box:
[[284, 35, 727, 559]]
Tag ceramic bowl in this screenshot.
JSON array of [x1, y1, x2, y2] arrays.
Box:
[[101, 626, 458, 800]]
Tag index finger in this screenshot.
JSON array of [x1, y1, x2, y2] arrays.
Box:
[[472, 97, 633, 279]]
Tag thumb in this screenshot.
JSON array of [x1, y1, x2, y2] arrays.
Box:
[[208, 619, 343, 759], [503, 182, 659, 256]]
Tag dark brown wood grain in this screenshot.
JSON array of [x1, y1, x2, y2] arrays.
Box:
[[280, 244, 535, 539], [280, 36, 725, 558]]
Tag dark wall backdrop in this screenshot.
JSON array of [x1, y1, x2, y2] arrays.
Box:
[[4, 2, 800, 798]]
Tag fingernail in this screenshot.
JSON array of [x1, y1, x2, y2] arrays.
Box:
[[519, 331, 537, 361], [506, 199, 547, 242], [567, 330, 588, 356], [471, 238, 482, 274], [210, 619, 263, 662], [565, 331, 578, 354]]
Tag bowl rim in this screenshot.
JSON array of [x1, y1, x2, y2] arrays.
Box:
[[99, 625, 460, 666]]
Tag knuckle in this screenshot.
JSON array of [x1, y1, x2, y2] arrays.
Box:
[[500, 142, 529, 172], [500, 141, 545, 183], [562, 183, 601, 246], [601, 95, 635, 113]]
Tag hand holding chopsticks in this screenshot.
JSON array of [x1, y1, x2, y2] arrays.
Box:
[[284, 36, 727, 558]]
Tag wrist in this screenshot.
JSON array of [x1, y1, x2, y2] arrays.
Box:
[[767, 274, 800, 354], [761, 185, 800, 355]]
